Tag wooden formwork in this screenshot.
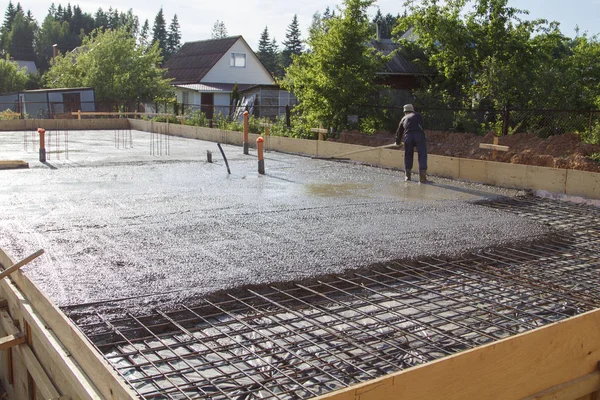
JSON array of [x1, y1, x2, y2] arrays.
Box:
[[1, 244, 600, 399], [0, 249, 136, 400]]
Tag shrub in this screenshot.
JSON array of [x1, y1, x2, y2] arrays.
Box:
[[579, 122, 600, 145], [183, 109, 207, 127], [0, 109, 21, 120]]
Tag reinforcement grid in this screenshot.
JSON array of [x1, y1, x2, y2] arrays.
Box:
[[77, 196, 600, 399]]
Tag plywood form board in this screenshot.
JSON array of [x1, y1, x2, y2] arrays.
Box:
[[566, 169, 600, 199], [315, 307, 600, 400], [0, 273, 99, 400], [485, 161, 530, 189], [379, 148, 404, 169], [525, 165, 568, 194], [458, 158, 489, 184], [0, 249, 135, 399], [273, 136, 317, 155], [316, 141, 364, 158], [427, 154, 460, 178]]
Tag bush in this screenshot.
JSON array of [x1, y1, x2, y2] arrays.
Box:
[[0, 109, 21, 120], [183, 109, 208, 127], [579, 122, 600, 145], [152, 115, 178, 123]]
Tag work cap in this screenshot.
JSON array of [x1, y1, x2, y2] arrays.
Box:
[[403, 104, 415, 112]]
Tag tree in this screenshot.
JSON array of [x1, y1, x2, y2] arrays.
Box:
[[166, 14, 181, 58], [139, 19, 150, 48], [152, 7, 168, 58], [44, 27, 173, 104], [257, 26, 278, 75], [94, 8, 107, 30], [281, 14, 302, 69], [283, 0, 387, 130], [211, 20, 227, 39], [372, 10, 399, 39], [6, 10, 37, 61], [395, 0, 571, 109], [3, 1, 17, 31], [0, 56, 29, 93]]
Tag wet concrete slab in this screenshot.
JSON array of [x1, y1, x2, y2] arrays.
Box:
[[0, 130, 548, 312]]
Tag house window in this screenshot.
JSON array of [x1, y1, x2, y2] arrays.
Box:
[[230, 52, 246, 68], [182, 91, 189, 105]]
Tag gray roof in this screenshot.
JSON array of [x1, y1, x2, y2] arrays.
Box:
[[13, 60, 38, 75], [369, 39, 429, 76], [174, 83, 254, 93]]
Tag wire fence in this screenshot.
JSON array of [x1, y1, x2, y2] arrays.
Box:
[[2, 100, 600, 140]]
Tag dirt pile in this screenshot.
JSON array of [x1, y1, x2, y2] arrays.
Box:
[[331, 130, 600, 173]]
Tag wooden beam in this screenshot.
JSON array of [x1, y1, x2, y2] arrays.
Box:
[[0, 309, 60, 399], [0, 250, 44, 281], [315, 308, 600, 400], [0, 249, 136, 399], [479, 143, 510, 151], [522, 368, 600, 400], [0, 333, 25, 351]]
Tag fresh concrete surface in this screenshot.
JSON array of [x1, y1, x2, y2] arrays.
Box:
[[0, 130, 548, 316]]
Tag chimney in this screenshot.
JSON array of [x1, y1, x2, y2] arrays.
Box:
[[52, 44, 58, 58], [376, 22, 381, 41]]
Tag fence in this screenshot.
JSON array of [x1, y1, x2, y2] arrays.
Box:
[[348, 105, 600, 138], [3, 100, 599, 140]]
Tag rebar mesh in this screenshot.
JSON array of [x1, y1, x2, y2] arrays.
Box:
[[74, 196, 600, 399]]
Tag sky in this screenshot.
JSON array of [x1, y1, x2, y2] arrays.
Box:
[[6, 0, 600, 50]]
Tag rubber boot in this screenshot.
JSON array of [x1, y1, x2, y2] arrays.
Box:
[[404, 170, 411, 182], [419, 170, 427, 183]]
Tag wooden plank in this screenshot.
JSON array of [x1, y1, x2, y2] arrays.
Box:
[[0, 249, 135, 399], [479, 143, 510, 151], [523, 369, 600, 400], [315, 308, 600, 400], [0, 333, 24, 350], [0, 309, 59, 399], [0, 250, 44, 281]]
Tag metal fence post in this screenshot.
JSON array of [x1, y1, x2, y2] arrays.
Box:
[[502, 105, 510, 136]]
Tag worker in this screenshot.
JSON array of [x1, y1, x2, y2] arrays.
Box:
[[396, 104, 428, 183]]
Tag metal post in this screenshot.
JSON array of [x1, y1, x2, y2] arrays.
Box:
[[502, 105, 510, 136], [243, 111, 249, 155], [38, 128, 46, 162], [257, 137, 265, 175]]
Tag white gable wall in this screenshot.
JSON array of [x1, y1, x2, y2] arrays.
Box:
[[202, 38, 275, 85]]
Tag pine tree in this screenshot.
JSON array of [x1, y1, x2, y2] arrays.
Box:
[[7, 10, 36, 61], [152, 7, 168, 58], [94, 8, 108, 30], [211, 20, 227, 39], [281, 14, 303, 69], [3, 1, 17, 31], [64, 4, 72, 22], [166, 14, 181, 58], [48, 3, 56, 18], [257, 26, 277, 75], [139, 18, 149, 48]]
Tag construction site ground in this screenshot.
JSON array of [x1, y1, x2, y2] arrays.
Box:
[[1, 128, 599, 399], [0, 129, 544, 317]]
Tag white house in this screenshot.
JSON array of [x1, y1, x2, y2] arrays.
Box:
[[164, 36, 281, 119]]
